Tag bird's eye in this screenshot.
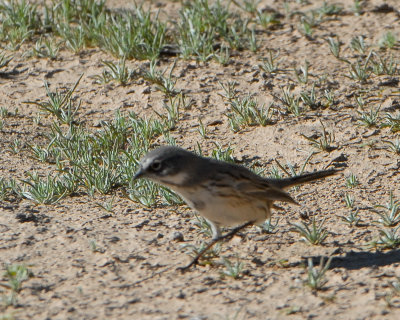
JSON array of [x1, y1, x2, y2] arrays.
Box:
[[150, 160, 162, 172]]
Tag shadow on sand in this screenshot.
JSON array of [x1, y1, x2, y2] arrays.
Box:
[[303, 249, 400, 270]]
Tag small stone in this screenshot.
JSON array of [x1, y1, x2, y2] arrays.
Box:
[[171, 231, 184, 242], [142, 87, 151, 94]]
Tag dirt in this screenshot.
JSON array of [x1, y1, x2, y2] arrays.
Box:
[[1, 0, 400, 319]]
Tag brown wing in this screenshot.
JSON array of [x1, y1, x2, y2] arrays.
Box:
[[236, 178, 298, 204], [209, 162, 298, 204]]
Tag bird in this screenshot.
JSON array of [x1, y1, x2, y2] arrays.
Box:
[[134, 145, 337, 270]]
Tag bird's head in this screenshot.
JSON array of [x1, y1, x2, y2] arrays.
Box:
[[134, 146, 196, 187]]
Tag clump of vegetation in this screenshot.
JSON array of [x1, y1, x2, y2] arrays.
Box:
[[291, 217, 328, 245]]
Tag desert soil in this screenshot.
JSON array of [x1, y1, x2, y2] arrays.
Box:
[[1, 0, 400, 319]]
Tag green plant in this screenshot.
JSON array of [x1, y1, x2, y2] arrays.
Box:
[[197, 119, 208, 138], [352, 0, 363, 15], [301, 120, 336, 152], [373, 191, 400, 227], [294, 60, 309, 84], [0, 51, 13, 69], [95, 7, 166, 60], [1, 264, 33, 306], [212, 44, 230, 65], [181, 241, 222, 266], [300, 84, 320, 109], [382, 112, 400, 132], [274, 152, 315, 188], [291, 217, 328, 245], [258, 217, 280, 234], [357, 105, 380, 127], [176, 0, 254, 60], [27, 144, 53, 163], [8, 139, 22, 154], [0, 313, 15, 320], [94, 58, 132, 85], [156, 93, 188, 130], [299, 16, 313, 38], [369, 226, 400, 250], [220, 81, 275, 131], [341, 209, 360, 227], [211, 142, 235, 163], [31, 36, 60, 59], [350, 35, 367, 54], [383, 139, 400, 154], [348, 61, 371, 83], [379, 31, 397, 49], [250, 164, 265, 176], [95, 195, 116, 213], [0, 106, 8, 118], [344, 193, 354, 208], [57, 24, 86, 53], [277, 87, 303, 116], [256, 9, 280, 28], [346, 173, 359, 188], [370, 52, 398, 76], [232, 0, 258, 13], [141, 60, 179, 96], [225, 94, 274, 132], [0, 178, 8, 200], [72, 151, 122, 196], [89, 240, 105, 253], [219, 81, 237, 101], [19, 71, 180, 207], [385, 279, 400, 308], [259, 49, 281, 74], [177, 0, 222, 60], [316, 2, 342, 16], [249, 27, 257, 52], [125, 179, 160, 207], [324, 89, 335, 107], [25, 75, 83, 125], [268, 166, 283, 179], [20, 172, 71, 204], [0, 178, 14, 201], [305, 256, 332, 290], [355, 95, 365, 108], [220, 257, 245, 279], [327, 37, 341, 59], [192, 215, 213, 238], [0, 0, 42, 49]]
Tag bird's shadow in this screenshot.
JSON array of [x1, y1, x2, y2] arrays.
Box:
[[0, 65, 28, 79], [302, 249, 400, 270]]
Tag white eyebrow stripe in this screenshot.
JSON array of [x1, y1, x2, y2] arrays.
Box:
[[142, 157, 154, 169]]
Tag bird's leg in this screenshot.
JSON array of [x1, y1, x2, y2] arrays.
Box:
[[178, 220, 254, 272]]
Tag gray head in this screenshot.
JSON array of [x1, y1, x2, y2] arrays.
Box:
[[134, 146, 200, 187]]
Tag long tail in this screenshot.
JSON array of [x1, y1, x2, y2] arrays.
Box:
[[269, 169, 338, 189]]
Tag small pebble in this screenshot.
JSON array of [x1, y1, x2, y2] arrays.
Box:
[[171, 231, 184, 242]]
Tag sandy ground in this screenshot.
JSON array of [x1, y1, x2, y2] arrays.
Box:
[[1, 0, 400, 319]]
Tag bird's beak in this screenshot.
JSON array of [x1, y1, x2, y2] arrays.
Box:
[[133, 168, 144, 180]]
